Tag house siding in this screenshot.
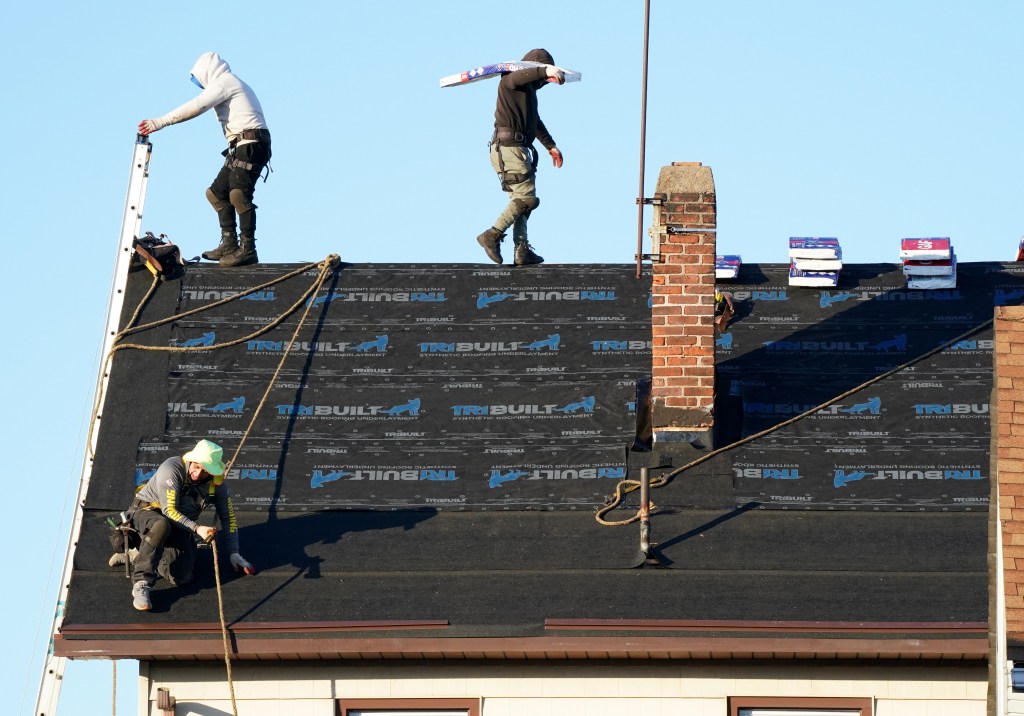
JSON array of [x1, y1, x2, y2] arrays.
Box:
[[144, 662, 986, 716]]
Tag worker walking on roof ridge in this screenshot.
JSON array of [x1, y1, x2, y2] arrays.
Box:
[[138, 52, 271, 268], [476, 49, 566, 267], [113, 439, 254, 612]]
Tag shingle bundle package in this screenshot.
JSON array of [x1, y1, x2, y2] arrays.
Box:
[[715, 255, 741, 280], [788, 237, 841, 287], [900, 238, 956, 289]]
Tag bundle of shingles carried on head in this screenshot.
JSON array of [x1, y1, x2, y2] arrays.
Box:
[[900, 237, 956, 289], [787, 237, 842, 287]]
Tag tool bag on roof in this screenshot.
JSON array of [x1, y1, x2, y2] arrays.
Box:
[[107, 512, 141, 554], [132, 231, 186, 281]]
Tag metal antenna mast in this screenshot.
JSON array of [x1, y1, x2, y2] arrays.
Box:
[[635, 0, 652, 279]]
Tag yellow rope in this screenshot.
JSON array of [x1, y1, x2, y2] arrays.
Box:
[[211, 544, 236, 715], [206, 255, 337, 716], [121, 274, 161, 336], [88, 254, 339, 716], [117, 260, 329, 341], [596, 318, 995, 526], [85, 256, 339, 459], [220, 260, 335, 480]]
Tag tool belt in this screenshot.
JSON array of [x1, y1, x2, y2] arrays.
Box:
[[233, 128, 272, 144], [223, 128, 272, 174], [492, 127, 527, 146], [490, 128, 538, 189], [131, 497, 159, 514]]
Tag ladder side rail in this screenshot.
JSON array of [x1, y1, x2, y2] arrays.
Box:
[[34, 135, 153, 716]]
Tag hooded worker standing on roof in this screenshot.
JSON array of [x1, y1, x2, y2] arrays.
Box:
[[138, 52, 271, 267], [113, 439, 254, 611], [476, 49, 566, 266]]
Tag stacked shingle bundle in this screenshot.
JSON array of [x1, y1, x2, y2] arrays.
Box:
[[900, 238, 956, 289], [715, 255, 741, 280], [788, 237, 842, 287]]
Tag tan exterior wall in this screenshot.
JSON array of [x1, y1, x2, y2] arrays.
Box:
[[1008, 683, 1024, 716], [143, 661, 986, 716]]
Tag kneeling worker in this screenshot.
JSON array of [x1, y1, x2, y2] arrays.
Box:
[[118, 439, 254, 611]]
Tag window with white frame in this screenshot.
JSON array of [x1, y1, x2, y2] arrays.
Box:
[[338, 698, 479, 716], [730, 697, 873, 716]]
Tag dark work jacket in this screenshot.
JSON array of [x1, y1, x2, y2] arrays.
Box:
[[134, 456, 240, 553], [493, 66, 556, 150]]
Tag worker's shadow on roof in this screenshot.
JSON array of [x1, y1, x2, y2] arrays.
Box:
[[238, 509, 436, 576], [167, 509, 436, 614]]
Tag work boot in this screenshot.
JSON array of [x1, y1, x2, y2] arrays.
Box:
[[220, 236, 258, 267], [108, 547, 139, 567], [514, 242, 544, 266], [202, 230, 239, 261], [476, 228, 505, 264], [132, 581, 152, 611]]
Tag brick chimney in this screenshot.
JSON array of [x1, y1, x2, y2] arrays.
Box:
[[648, 162, 716, 446]]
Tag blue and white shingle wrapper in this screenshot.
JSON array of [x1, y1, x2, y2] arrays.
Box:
[[788, 263, 839, 287], [906, 255, 957, 289], [440, 60, 582, 88], [788, 237, 841, 260], [788, 237, 841, 286], [793, 249, 843, 272], [715, 255, 741, 280], [901, 257, 955, 277]]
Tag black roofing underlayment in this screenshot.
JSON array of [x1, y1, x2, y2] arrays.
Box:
[[64, 261, 1017, 633]]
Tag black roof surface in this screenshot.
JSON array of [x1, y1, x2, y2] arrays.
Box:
[[59, 260, 1011, 656]]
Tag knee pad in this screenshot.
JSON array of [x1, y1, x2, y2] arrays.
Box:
[[512, 197, 540, 218], [206, 187, 229, 212], [229, 188, 255, 215], [144, 517, 170, 547]]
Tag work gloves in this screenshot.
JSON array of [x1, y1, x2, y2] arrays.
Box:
[[195, 525, 217, 543], [230, 553, 256, 575], [545, 65, 565, 85], [549, 147, 564, 169], [137, 119, 164, 136]]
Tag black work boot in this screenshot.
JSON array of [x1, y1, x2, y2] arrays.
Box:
[[202, 230, 239, 261], [514, 242, 544, 266], [220, 236, 258, 267], [476, 228, 505, 264]]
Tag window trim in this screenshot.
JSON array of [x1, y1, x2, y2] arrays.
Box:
[[337, 698, 481, 716], [730, 696, 874, 716]]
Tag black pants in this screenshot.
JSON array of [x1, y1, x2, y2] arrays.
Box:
[[130, 509, 197, 586], [209, 140, 271, 237]]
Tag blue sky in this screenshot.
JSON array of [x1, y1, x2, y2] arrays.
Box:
[[6, 1, 1022, 712]]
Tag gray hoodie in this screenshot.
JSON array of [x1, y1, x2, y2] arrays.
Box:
[[150, 52, 267, 146]]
